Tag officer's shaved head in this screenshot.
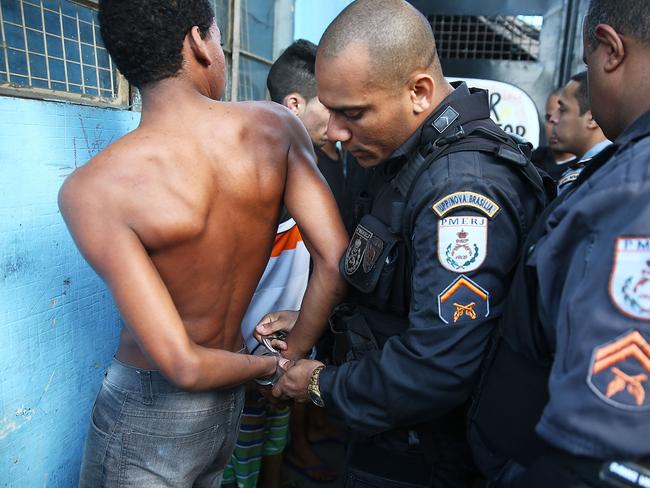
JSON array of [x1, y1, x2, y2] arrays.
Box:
[[585, 0, 650, 48], [318, 0, 441, 87]]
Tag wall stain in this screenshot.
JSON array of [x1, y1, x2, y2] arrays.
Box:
[[0, 418, 20, 440]]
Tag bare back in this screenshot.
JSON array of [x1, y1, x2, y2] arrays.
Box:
[[60, 99, 326, 372]]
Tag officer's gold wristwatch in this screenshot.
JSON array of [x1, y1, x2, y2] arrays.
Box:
[[307, 365, 325, 407]]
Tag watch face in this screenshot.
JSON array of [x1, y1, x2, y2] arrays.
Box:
[[308, 388, 325, 407]]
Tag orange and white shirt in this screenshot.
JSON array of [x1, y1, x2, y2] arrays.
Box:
[[241, 218, 310, 351]]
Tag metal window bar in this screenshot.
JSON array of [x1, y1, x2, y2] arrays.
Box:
[[39, 1, 52, 88], [0, 1, 10, 77], [429, 15, 541, 61]]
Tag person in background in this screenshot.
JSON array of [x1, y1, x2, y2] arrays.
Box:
[[548, 71, 611, 192], [531, 88, 576, 182]]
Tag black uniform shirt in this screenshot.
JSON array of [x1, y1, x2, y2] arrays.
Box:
[[319, 83, 542, 434], [533, 109, 650, 459]]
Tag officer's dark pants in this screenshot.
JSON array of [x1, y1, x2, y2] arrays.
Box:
[[343, 430, 477, 488]]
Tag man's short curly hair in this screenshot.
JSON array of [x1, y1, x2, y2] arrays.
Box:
[[99, 0, 215, 89]]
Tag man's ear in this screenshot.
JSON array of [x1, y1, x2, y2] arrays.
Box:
[[283, 92, 306, 117], [409, 74, 435, 114], [593, 24, 626, 73], [187, 26, 211, 66], [585, 110, 600, 130]]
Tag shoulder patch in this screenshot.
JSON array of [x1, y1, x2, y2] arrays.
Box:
[[587, 330, 650, 410], [432, 192, 500, 218], [433, 106, 460, 133], [609, 237, 650, 321], [437, 275, 490, 325], [344, 224, 373, 275], [438, 216, 487, 273]]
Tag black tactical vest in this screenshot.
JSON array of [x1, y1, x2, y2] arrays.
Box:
[[331, 88, 549, 364]]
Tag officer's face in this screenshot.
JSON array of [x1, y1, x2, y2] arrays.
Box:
[[301, 96, 330, 147], [315, 43, 418, 167], [544, 94, 561, 147], [548, 81, 590, 156]]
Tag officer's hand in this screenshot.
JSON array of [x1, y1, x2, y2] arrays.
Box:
[[254, 310, 300, 352], [272, 359, 323, 403]]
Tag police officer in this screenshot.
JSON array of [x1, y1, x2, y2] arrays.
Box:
[[469, 0, 650, 486], [258, 0, 546, 486]]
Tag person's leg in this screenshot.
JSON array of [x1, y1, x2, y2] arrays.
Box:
[[258, 405, 290, 488], [285, 403, 337, 482], [307, 403, 345, 444]]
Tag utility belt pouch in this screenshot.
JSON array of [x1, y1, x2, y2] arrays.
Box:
[[340, 214, 400, 294], [329, 303, 379, 365]]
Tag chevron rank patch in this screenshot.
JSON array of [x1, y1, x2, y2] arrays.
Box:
[[432, 192, 500, 218], [587, 330, 650, 410], [438, 275, 490, 325], [438, 216, 487, 273], [609, 237, 650, 321]]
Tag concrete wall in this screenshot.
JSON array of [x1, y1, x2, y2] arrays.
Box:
[[0, 96, 140, 487]]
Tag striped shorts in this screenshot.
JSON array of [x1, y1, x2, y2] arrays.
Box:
[[221, 399, 290, 488]]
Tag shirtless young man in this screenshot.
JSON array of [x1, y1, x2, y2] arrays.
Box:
[[58, 1, 347, 486]]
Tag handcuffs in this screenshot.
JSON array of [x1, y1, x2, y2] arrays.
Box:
[[253, 331, 288, 386]]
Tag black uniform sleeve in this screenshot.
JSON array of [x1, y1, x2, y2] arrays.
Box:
[[319, 167, 528, 435], [532, 148, 650, 458]]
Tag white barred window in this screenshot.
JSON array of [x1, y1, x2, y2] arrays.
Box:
[[0, 0, 127, 106]]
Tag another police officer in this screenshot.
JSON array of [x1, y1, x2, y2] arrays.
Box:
[[469, 0, 650, 486], [258, 0, 546, 486]]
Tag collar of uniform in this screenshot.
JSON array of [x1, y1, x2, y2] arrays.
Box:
[[580, 139, 612, 162], [379, 82, 487, 179], [615, 109, 650, 148]]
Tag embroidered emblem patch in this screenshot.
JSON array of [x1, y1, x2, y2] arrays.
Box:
[[432, 192, 500, 218], [344, 225, 372, 275], [438, 216, 487, 273], [433, 106, 460, 133], [587, 330, 650, 410], [437, 275, 490, 325], [362, 236, 384, 273], [609, 237, 650, 321]]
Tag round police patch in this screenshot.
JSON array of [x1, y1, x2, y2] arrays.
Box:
[[438, 216, 487, 273], [609, 237, 650, 321]]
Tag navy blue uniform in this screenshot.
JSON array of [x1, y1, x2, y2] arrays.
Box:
[[320, 83, 545, 487], [470, 110, 650, 487]]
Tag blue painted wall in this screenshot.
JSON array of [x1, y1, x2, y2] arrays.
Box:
[[0, 96, 140, 487], [294, 0, 353, 44]]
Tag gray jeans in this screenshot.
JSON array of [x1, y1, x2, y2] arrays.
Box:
[[79, 358, 245, 488]]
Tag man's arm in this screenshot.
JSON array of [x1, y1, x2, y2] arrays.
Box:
[[58, 173, 276, 391], [280, 112, 348, 360]]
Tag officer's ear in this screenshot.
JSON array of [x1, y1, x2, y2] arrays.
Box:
[[408, 73, 435, 114], [283, 92, 307, 118], [592, 24, 626, 73]]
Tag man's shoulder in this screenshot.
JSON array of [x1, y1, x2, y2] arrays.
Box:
[[223, 100, 293, 125]]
